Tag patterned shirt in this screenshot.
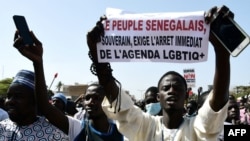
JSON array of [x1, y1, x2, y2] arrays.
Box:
[[0, 116, 69, 141]]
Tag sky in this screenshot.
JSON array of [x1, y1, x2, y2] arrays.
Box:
[[1, 0, 250, 100]]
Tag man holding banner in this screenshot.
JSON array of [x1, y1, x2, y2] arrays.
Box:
[[87, 6, 230, 141]]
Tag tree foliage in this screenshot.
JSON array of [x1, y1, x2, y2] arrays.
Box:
[[0, 78, 13, 97], [56, 81, 63, 92]]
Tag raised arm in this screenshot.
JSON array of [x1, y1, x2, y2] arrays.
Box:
[[87, 17, 120, 104], [205, 6, 231, 111], [13, 31, 69, 134]]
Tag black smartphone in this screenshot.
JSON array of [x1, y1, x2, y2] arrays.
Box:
[[13, 15, 34, 46], [210, 7, 250, 57]]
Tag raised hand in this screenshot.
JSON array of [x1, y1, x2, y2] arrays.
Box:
[[87, 16, 107, 63], [13, 31, 43, 64], [205, 5, 231, 57]]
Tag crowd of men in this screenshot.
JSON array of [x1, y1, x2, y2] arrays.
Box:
[[0, 5, 249, 141]]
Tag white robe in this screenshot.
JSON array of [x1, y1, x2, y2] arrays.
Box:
[[102, 90, 228, 141]]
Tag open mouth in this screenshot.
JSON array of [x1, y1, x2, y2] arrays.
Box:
[[166, 96, 177, 101], [166, 96, 177, 104]]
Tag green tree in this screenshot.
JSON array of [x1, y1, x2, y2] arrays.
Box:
[[0, 78, 13, 97], [231, 85, 250, 99], [56, 81, 63, 92]]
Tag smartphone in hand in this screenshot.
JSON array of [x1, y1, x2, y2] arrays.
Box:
[[13, 15, 34, 46], [210, 6, 250, 57]]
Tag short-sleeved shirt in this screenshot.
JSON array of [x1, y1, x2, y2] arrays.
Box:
[[67, 115, 82, 140]]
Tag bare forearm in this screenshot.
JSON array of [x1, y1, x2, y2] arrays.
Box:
[[87, 16, 119, 103], [94, 63, 119, 103], [211, 56, 230, 111], [208, 21, 231, 111], [33, 61, 50, 113], [98, 76, 119, 103], [88, 38, 119, 103], [33, 61, 69, 134]]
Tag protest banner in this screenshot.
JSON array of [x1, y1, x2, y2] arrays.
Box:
[[183, 68, 196, 88], [97, 8, 210, 63]]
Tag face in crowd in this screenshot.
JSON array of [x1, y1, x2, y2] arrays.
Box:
[[144, 86, 158, 105], [83, 84, 105, 119], [5, 83, 36, 125], [157, 71, 187, 113], [51, 93, 67, 113], [226, 98, 240, 122], [186, 100, 198, 116]]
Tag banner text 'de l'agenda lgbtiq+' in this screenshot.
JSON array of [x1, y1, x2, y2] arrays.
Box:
[[97, 8, 210, 63]]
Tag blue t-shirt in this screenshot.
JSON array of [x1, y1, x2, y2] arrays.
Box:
[[74, 120, 124, 141]]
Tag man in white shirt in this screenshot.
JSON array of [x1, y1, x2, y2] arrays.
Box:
[[86, 6, 231, 141]]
